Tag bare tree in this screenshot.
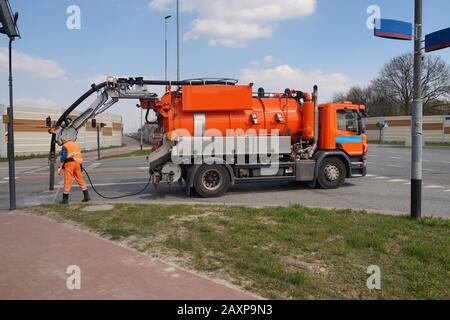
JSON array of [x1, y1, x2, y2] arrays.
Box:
[[334, 53, 450, 116], [372, 53, 450, 115]]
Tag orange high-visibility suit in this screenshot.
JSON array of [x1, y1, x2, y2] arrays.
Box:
[[61, 141, 87, 194]]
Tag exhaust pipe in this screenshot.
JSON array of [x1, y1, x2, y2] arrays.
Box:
[[312, 85, 319, 144]]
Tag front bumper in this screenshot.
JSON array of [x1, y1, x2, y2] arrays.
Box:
[[350, 156, 367, 177]]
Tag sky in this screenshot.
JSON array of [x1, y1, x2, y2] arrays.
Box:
[[1, 0, 449, 133]]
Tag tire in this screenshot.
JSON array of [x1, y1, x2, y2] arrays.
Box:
[[317, 157, 347, 189], [193, 165, 230, 198]]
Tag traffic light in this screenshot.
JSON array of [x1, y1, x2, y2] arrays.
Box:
[[0, 0, 20, 39]]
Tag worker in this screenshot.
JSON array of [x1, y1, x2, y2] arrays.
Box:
[[58, 137, 91, 204]]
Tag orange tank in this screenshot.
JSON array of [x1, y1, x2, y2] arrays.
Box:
[[144, 85, 315, 143]]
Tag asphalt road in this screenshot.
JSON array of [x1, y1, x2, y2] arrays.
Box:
[[1, 145, 449, 217]]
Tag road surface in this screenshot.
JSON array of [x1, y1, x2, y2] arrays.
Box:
[[0, 146, 449, 217]]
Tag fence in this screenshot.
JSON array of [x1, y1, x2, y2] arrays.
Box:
[[365, 115, 450, 145], [0, 105, 123, 157]]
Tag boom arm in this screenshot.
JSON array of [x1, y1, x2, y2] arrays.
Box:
[[47, 77, 238, 190]]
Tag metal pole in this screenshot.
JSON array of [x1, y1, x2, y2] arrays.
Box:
[[176, 0, 180, 81], [97, 125, 101, 160], [7, 37, 16, 210], [165, 17, 168, 81], [411, 0, 423, 219], [140, 108, 143, 150]]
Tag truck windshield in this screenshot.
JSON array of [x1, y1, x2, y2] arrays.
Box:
[[337, 111, 359, 133]]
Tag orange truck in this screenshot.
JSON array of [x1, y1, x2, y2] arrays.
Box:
[[49, 77, 368, 197]]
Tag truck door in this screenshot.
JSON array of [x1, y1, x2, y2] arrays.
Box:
[[336, 110, 364, 157]]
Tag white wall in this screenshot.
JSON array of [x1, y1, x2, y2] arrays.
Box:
[[0, 105, 123, 157], [366, 115, 450, 145]]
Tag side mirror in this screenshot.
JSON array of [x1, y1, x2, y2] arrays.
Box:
[[91, 119, 97, 128], [45, 116, 52, 128]]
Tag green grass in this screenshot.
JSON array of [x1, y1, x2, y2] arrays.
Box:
[[101, 149, 151, 160], [0, 144, 126, 163], [425, 142, 450, 147], [0, 153, 49, 162], [368, 140, 406, 146], [33, 204, 450, 300]]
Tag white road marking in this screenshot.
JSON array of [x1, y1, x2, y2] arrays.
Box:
[[444, 190, 450, 192], [87, 163, 102, 170], [423, 169, 435, 172], [388, 179, 408, 182], [0, 166, 40, 171], [366, 174, 377, 177], [368, 155, 379, 157], [24, 167, 47, 174], [387, 164, 401, 168], [424, 185, 444, 189], [405, 182, 411, 185], [371, 176, 389, 180], [390, 157, 402, 160]]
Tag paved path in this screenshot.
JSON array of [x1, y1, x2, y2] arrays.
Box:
[[0, 212, 256, 300]]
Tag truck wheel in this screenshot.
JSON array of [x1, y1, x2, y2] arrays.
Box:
[[317, 157, 346, 189], [193, 165, 230, 198]]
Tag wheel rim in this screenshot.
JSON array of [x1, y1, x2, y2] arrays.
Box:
[[324, 164, 340, 182], [201, 169, 222, 191]]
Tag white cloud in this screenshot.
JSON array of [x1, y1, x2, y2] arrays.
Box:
[[263, 55, 273, 63], [5, 97, 60, 108], [0, 47, 66, 79], [149, 0, 173, 11], [240, 64, 353, 102], [149, 0, 316, 47]]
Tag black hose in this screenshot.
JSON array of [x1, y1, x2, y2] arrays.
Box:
[[82, 166, 153, 200]]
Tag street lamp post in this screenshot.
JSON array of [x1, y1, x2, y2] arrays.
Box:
[[176, 0, 180, 81], [140, 107, 143, 151], [0, 0, 20, 210], [165, 15, 172, 81]]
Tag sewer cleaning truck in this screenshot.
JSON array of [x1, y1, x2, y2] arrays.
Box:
[[48, 77, 368, 198]]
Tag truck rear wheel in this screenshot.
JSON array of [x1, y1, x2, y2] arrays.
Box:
[[193, 165, 230, 198], [317, 157, 346, 189]]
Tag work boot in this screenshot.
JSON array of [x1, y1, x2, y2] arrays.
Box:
[[61, 193, 69, 205], [82, 190, 91, 203]]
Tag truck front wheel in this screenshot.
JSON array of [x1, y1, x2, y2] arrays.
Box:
[[317, 157, 347, 189], [193, 165, 231, 198]]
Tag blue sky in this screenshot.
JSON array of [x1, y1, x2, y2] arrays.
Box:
[[1, 0, 449, 132]]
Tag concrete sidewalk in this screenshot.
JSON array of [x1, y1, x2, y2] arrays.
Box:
[[0, 212, 256, 300]]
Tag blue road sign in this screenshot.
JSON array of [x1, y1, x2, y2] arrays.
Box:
[[374, 19, 412, 41], [425, 27, 450, 53]]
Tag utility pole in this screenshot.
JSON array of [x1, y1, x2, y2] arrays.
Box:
[[140, 107, 143, 151], [411, 0, 423, 218], [7, 37, 16, 210], [1, 0, 20, 210], [176, 0, 180, 81], [165, 15, 172, 81], [97, 124, 101, 160]]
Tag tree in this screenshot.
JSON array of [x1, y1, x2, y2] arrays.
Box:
[[334, 53, 450, 116]]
